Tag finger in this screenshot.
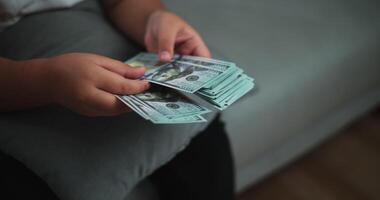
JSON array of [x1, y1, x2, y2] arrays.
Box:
[[104, 65, 146, 79], [96, 69, 150, 95], [157, 26, 178, 61], [176, 39, 198, 55], [144, 32, 157, 53], [191, 36, 211, 58], [86, 88, 131, 116], [93, 55, 146, 79], [120, 66, 146, 79]]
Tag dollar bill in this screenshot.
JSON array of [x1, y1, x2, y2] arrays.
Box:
[[125, 53, 163, 70], [199, 77, 255, 110], [116, 95, 150, 119], [119, 52, 256, 123], [117, 86, 210, 124], [197, 74, 248, 99], [151, 115, 207, 124], [198, 68, 244, 96], [142, 61, 223, 93], [129, 86, 211, 118], [126, 53, 239, 92]]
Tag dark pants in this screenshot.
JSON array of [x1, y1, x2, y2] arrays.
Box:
[[0, 115, 234, 200], [151, 115, 235, 200]]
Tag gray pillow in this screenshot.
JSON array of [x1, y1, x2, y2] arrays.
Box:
[[0, 0, 217, 199], [0, 106, 215, 200]]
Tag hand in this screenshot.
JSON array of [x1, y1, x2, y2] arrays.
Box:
[[42, 53, 150, 117], [144, 10, 211, 61]]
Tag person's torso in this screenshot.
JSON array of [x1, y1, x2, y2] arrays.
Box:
[[0, 0, 84, 31]]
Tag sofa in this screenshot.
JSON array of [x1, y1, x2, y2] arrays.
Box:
[[128, 0, 380, 198], [0, 0, 379, 199]]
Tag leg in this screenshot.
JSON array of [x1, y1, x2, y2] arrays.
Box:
[[0, 152, 59, 199], [150, 115, 235, 200], [0, 1, 219, 200]]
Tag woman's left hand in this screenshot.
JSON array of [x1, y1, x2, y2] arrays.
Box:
[[144, 10, 211, 61]]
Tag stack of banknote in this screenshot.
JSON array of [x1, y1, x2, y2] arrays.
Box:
[[117, 53, 255, 124]]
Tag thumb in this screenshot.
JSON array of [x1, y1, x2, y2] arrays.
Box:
[[158, 27, 177, 62]]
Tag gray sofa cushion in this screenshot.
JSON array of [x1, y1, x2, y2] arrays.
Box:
[[163, 0, 380, 190]]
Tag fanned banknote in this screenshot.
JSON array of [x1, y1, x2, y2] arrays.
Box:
[[118, 53, 256, 124], [117, 85, 209, 124]]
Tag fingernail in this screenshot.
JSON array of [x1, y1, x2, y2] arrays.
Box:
[[160, 51, 171, 61]]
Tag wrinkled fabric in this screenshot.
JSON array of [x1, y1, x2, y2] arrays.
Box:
[[0, 0, 83, 31]]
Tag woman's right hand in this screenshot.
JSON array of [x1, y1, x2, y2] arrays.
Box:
[[41, 53, 150, 117]]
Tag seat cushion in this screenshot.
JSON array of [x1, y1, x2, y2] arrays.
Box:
[[163, 0, 380, 190]]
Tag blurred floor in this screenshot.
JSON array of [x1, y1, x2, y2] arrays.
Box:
[[238, 106, 380, 200]]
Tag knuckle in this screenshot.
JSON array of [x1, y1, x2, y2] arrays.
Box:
[[126, 85, 140, 94], [120, 82, 131, 94], [131, 82, 147, 93]]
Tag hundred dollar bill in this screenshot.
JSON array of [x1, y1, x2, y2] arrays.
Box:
[[117, 86, 210, 123], [116, 95, 150, 119], [198, 68, 244, 95], [175, 55, 235, 72], [120, 52, 256, 121], [199, 77, 254, 110], [175, 55, 238, 89], [125, 53, 238, 93], [142, 61, 223, 93], [125, 53, 163, 71], [118, 97, 207, 124], [151, 115, 207, 124], [128, 86, 211, 118], [126, 52, 238, 73], [198, 74, 248, 99]]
